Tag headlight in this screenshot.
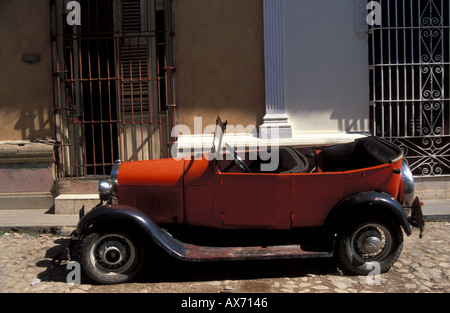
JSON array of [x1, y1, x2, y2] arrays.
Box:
[[401, 160, 415, 208], [99, 160, 121, 201], [99, 179, 113, 201], [111, 160, 121, 193]]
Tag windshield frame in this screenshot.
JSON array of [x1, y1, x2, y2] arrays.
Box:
[[211, 116, 228, 161]]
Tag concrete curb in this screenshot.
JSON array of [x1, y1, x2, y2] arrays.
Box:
[[0, 226, 75, 236], [0, 209, 78, 235], [424, 215, 450, 222]]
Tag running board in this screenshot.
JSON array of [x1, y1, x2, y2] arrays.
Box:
[[159, 229, 332, 262], [182, 243, 333, 261]]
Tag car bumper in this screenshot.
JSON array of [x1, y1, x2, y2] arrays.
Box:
[[409, 197, 425, 239]]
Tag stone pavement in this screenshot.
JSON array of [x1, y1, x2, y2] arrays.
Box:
[[0, 222, 448, 293]]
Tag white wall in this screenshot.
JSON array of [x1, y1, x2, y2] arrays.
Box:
[[283, 0, 370, 134]]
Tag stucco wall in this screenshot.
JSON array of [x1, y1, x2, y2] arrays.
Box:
[[284, 0, 370, 134], [175, 0, 266, 133], [0, 0, 54, 141]]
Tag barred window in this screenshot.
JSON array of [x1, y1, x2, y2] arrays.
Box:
[[369, 0, 450, 176]]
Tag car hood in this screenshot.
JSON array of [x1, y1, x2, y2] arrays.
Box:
[[118, 158, 186, 187], [117, 157, 212, 187]]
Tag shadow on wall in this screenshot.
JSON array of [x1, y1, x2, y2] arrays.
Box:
[[330, 105, 370, 133], [14, 107, 54, 140]]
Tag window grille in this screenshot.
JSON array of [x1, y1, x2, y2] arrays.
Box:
[[369, 0, 450, 176], [50, 0, 176, 178]]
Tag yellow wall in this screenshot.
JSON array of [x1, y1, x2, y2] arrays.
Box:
[[0, 0, 54, 141], [175, 0, 265, 132], [0, 0, 265, 140]]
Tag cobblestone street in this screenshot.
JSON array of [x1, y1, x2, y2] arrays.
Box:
[[0, 222, 449, 294]]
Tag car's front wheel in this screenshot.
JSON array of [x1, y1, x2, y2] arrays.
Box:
[[81, 230, 144, 284], [336, 215, 403, 275]]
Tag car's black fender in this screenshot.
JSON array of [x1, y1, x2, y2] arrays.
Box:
[[69, 205, 334, 262], [70, 205, 188, 260], [325, 191, 412, 238]]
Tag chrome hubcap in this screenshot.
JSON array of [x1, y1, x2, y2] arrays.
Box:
[[101, 243, 125, 265], [90, 234, 135, 274], [352, 224, 390, 260], [361, 236, 383, 254]]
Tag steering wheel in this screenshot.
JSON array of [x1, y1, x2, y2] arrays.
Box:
[[225, 143, 252, 173]]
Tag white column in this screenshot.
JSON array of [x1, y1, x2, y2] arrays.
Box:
[[260, 0, 292, 139]]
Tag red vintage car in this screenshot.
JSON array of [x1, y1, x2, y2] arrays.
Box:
[[69, 117, 424, 284]]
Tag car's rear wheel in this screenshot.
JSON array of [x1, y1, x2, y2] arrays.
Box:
[[336, 215, 403, 275], [81, 230, 144, 284]]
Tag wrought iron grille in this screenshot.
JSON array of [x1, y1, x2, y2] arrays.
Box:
[[50, 0, 177, 178], [369, 0, 450, 176]]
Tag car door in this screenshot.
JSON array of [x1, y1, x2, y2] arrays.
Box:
[[291, 173, 345, 228], [217, 172, 291, 229]]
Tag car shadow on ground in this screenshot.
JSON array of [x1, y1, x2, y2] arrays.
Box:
[[137, 250, 341, 284], [36, 238, 341, 285], [36, 238, 91, 285]]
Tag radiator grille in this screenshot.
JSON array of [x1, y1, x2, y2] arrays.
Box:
[[134, 188, 181, 219]]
